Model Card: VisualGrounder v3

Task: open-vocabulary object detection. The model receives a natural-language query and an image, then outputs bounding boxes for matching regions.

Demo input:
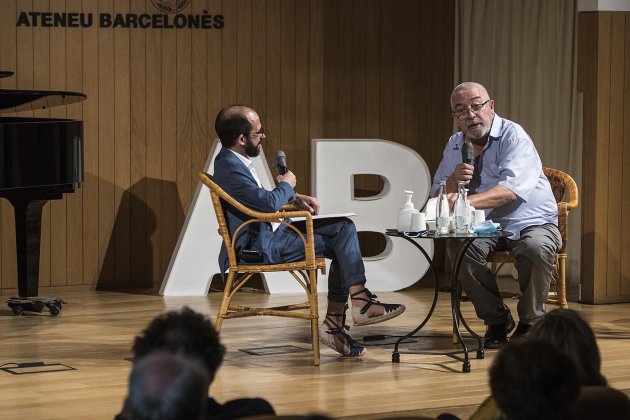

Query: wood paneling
[578,12,630,304]
[0,0,454,293]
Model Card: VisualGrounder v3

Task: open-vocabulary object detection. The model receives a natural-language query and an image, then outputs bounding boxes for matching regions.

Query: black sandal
[350,288,406,326]
[319,306,366,357]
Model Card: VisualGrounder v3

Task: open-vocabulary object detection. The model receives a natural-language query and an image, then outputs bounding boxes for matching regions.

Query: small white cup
[472,209,486,226]
[410,212,426,231]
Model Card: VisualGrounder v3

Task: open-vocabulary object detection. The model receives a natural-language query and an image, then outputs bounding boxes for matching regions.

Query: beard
[244,138,261,157]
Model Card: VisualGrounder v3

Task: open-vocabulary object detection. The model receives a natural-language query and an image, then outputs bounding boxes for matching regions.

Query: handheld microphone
[273,149,288,175]
[461,141,474,165]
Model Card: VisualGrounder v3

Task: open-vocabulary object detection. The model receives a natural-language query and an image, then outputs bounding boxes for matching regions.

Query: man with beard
[431,83,561,349]
[212,105,405,357]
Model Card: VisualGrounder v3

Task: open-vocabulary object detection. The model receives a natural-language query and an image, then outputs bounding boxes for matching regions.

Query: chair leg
[557,255,568,309]
[214,271,236,333]
[308,269,320,366]
[490,261,498,279]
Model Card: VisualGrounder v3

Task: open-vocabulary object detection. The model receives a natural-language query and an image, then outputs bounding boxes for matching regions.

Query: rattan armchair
[488,167,579,309]
[198,172,326,365]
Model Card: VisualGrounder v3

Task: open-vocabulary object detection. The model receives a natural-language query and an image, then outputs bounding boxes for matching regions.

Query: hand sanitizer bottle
[436,181,450,235]
[455,181,470,234]
[397,190,416,232]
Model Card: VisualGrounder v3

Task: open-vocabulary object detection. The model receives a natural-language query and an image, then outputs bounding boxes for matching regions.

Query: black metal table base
[386,230,491,373]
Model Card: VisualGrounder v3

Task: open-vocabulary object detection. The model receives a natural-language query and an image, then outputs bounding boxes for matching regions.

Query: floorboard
[1,281,629,419]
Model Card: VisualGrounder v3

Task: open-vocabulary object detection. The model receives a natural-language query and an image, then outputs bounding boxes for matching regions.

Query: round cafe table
[385,228,503,373]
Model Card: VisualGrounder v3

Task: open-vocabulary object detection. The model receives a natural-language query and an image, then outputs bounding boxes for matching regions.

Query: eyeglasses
[452,100,490,120]
[247,128,265,138]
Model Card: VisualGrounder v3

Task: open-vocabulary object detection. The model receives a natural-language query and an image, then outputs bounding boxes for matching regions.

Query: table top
[385,228,503,239]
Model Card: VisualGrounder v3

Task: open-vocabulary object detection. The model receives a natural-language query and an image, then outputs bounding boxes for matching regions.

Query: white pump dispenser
[397,190,419,232]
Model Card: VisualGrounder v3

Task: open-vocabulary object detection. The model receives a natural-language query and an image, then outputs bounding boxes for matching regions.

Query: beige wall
[0,0,455,294]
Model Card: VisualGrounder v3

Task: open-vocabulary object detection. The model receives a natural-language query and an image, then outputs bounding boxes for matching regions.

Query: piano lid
[1,70,86,112]
[0,89,87,114]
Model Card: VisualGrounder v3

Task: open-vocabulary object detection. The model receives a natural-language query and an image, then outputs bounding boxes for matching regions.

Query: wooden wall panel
[114,1,131,286]
[31,0,52,290]
[0,1,17,290]
[175,18,192,231]
[81,0,99,286]
[129,0,148,287]
[97,0,116,286]
[50,0,68,288]
[0,0,454,294]
[622,13,630,298]
[66,0,84,286]
[578,12,630,303]
[145,23,162,287]
[160,28,177,279]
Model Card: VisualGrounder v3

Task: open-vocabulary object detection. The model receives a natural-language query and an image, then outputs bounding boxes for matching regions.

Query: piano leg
[5,198,64,316]
[13,199,47,297]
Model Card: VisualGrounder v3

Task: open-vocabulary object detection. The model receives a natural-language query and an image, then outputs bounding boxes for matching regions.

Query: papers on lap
[290,212,357,222]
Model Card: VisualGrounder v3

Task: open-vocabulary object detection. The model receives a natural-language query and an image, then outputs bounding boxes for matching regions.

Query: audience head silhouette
[490,339,580,420]
[529,308,607,386]
[123,351,208,420]
[118,308,275,420]
[132,307,226,384]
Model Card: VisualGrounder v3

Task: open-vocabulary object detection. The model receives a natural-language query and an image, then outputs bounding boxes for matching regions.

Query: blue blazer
[212,147,295,273]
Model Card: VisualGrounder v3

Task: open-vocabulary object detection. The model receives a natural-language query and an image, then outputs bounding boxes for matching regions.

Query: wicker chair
[488,167,579,309]
[198,172,326,366]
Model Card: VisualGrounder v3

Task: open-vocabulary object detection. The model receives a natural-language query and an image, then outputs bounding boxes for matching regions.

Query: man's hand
[277,171,296,188]
[447,192,457,211]
[447,163,474,192]
[294,194,320,215]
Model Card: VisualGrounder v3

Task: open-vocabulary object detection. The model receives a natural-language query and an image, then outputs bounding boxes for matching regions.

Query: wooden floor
[1,283,630,420]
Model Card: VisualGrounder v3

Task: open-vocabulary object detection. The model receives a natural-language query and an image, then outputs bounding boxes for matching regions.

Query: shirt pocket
[480,161,501,185]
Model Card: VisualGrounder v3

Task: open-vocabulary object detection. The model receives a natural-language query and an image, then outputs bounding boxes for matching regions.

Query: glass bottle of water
[454,181,470,235]
[435,181,450,235]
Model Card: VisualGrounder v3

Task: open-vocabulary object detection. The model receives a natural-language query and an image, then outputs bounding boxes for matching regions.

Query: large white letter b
[312,139,433,291]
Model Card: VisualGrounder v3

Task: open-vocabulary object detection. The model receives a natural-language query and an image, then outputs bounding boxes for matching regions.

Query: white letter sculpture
[161,139,433,296]
[312,139,432,292]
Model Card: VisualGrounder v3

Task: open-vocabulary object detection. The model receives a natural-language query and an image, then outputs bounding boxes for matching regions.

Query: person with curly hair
[490,339,580,420]
[123,352,208,420]
[116,307,275,420]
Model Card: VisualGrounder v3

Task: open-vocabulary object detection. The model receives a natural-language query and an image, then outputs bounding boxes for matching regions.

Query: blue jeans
[273,217,366,303]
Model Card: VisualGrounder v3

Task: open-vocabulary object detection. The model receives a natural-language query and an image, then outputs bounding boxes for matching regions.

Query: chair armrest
[280,203,300,212]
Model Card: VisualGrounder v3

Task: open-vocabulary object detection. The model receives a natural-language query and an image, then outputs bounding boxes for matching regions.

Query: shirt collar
[228,148,254,168]
[489,114,503,139]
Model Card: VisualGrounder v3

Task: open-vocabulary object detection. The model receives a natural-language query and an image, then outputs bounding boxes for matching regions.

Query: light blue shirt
[431,115,557,239]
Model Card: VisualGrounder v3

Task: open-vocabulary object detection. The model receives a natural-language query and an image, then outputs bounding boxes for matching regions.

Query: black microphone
[273,149,288,175]
[461,141,474,165]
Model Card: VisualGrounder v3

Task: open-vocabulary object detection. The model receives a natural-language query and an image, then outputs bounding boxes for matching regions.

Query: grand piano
[0,70,85,315]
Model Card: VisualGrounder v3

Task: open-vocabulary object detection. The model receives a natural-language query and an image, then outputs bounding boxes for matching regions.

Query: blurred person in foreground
[116,307,275,420]
[122,351,208,420]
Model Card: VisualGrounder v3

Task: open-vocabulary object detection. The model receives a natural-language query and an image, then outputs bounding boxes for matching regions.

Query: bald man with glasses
[431,82,561,349]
